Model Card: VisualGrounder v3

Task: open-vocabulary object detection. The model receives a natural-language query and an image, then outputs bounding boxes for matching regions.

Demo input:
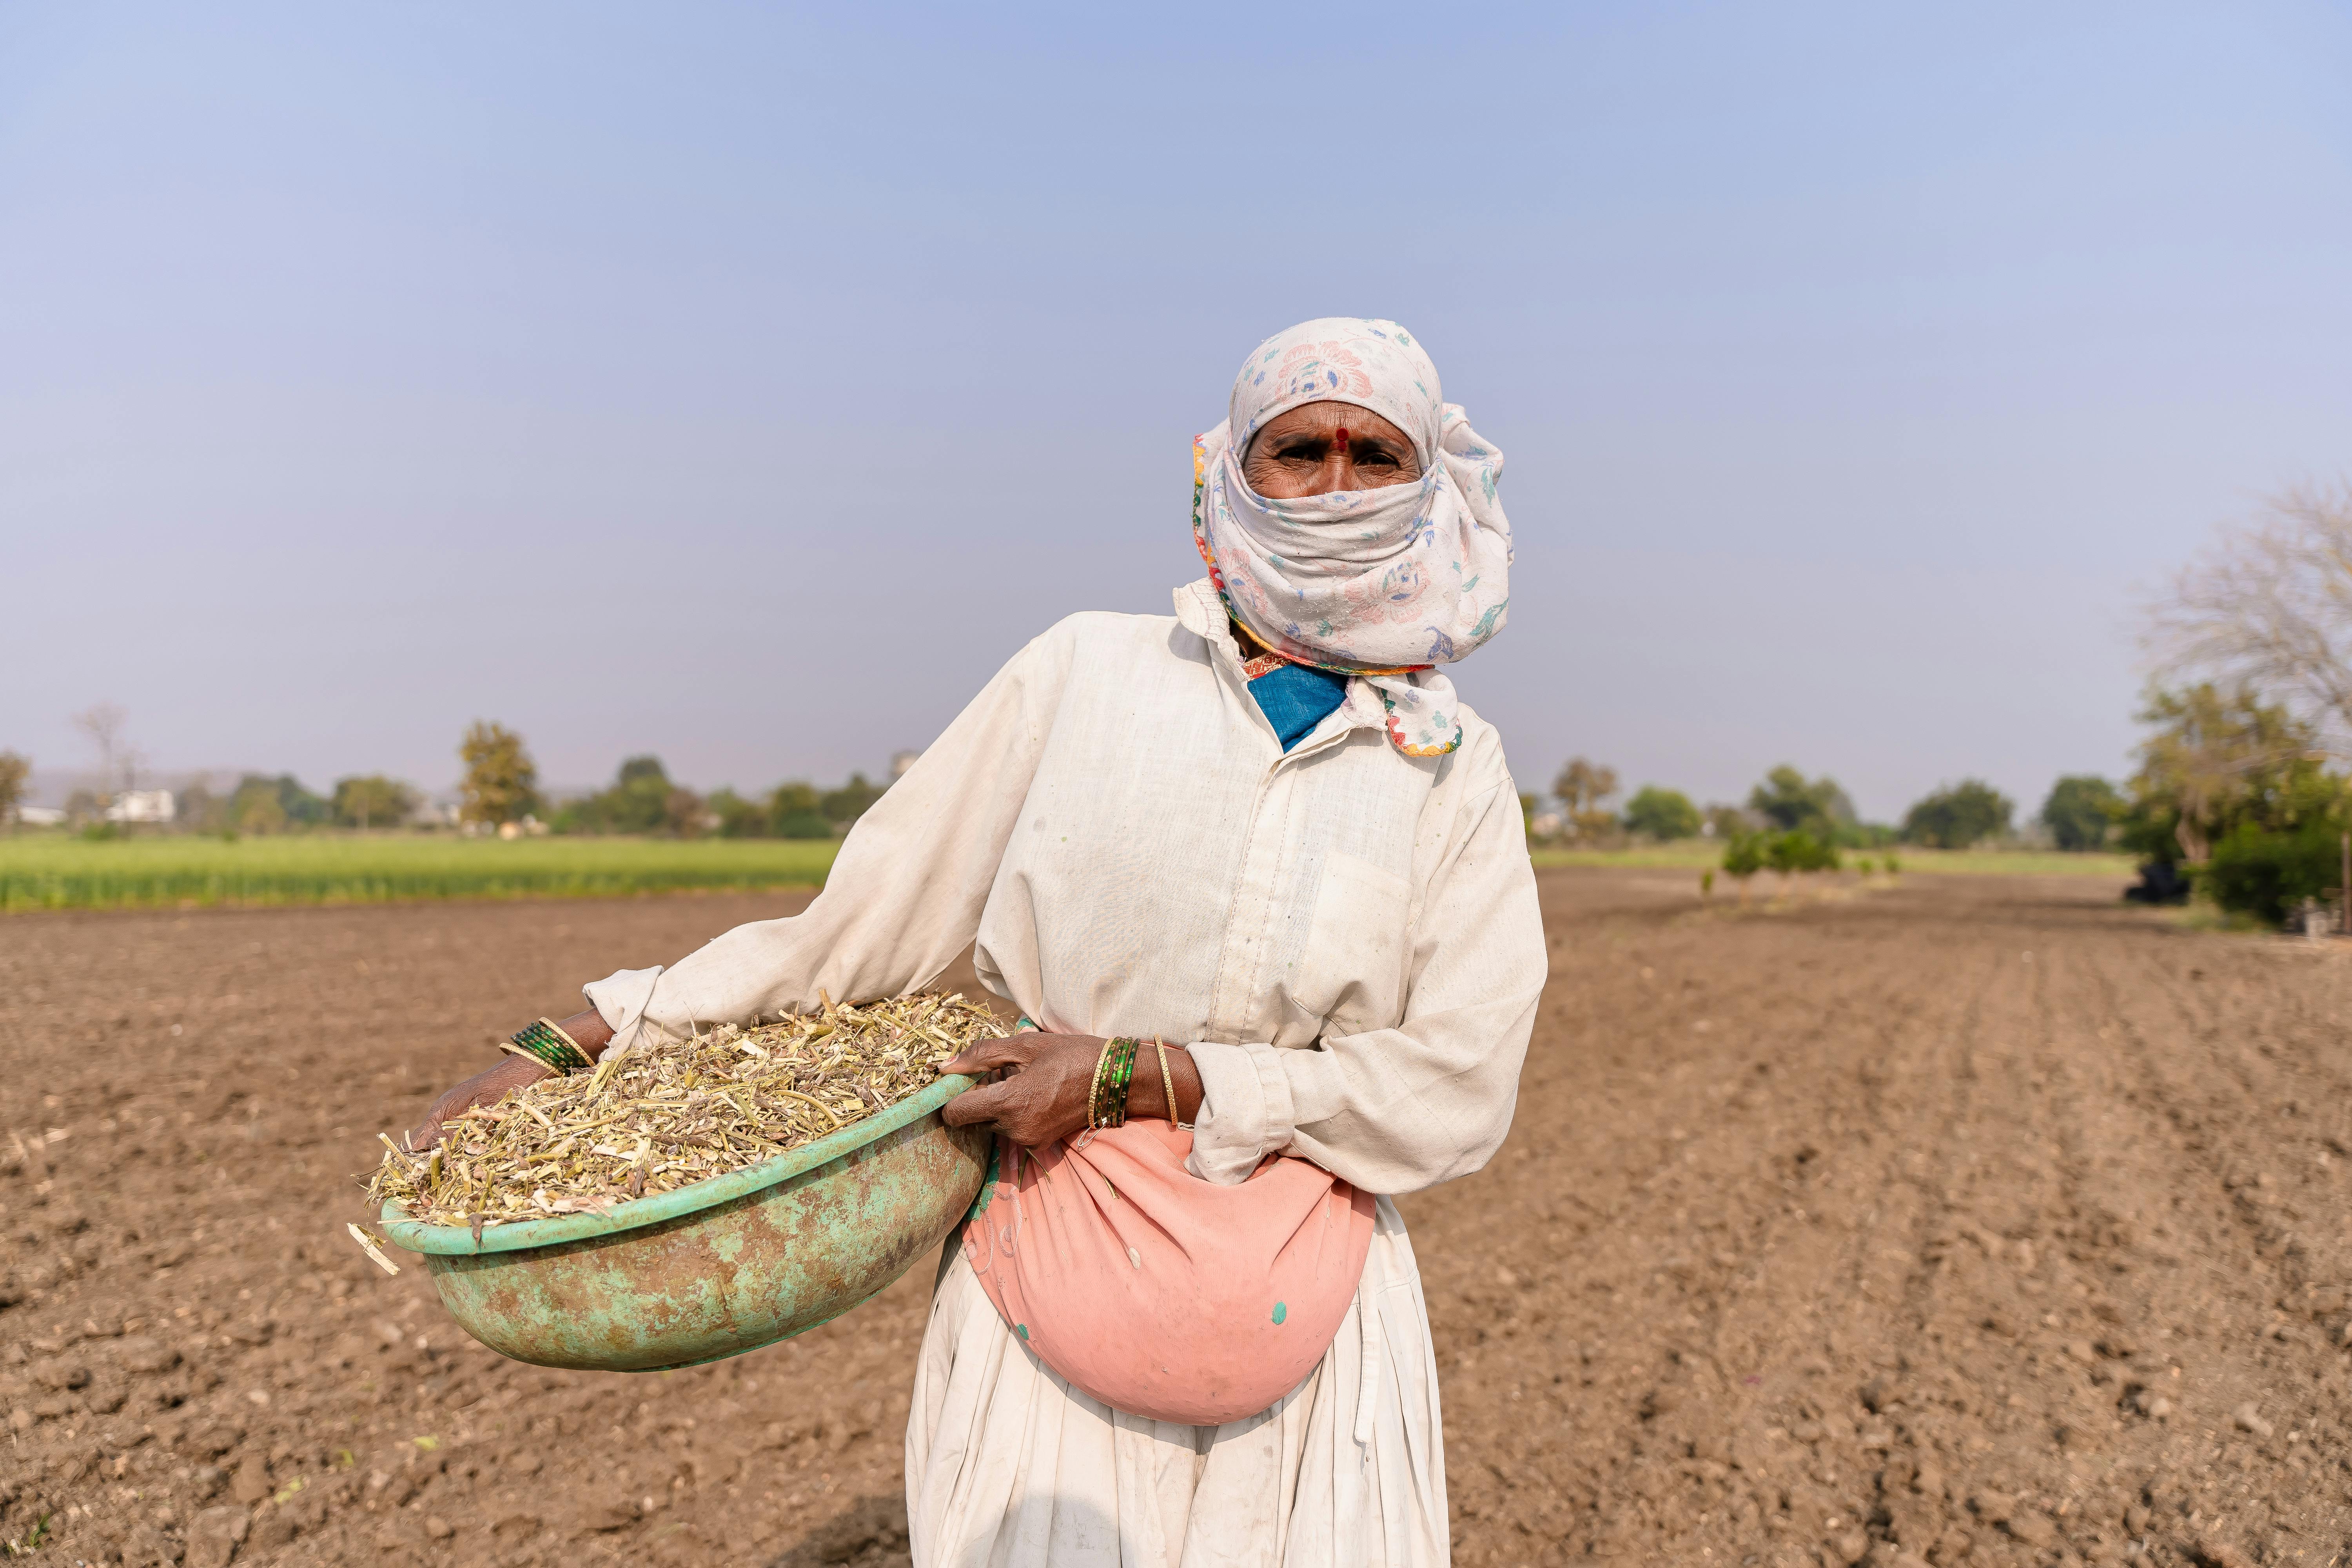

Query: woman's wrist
[501,1008,615,1075]
[1127,1038,1202,1127]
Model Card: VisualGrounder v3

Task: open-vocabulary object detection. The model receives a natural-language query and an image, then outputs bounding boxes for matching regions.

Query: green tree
[1622,785,1701,841]
[708,788,768,838]
[1748,766,1855,840]
[2116,684,2349,925]
[563,756,704,836]
[230,773,328,831]
[1552,757,1621,840]
[459,721,539,826]
[0,751,26,831]
[1902,780,2013,848]
[820,773,887,827]
[235,787,288,835]
[2118,685,2317,866]
[2040,775,2121,851]
[333,775,419,831]
[766,781,830,838]
[1763,829,1837,892]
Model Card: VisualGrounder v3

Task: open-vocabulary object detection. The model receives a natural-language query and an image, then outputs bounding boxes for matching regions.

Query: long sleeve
[584,625,1074,1050]
[1186,776,1546,1196]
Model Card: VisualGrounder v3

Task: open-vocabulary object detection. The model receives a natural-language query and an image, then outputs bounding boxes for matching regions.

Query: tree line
[1530,760,2112,853]
[0,717,895,841]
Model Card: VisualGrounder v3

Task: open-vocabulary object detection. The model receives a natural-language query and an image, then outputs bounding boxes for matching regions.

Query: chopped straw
[366,991,1000,1229]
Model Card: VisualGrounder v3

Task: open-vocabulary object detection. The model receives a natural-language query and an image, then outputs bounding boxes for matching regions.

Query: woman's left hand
[939,1033,1105,1147]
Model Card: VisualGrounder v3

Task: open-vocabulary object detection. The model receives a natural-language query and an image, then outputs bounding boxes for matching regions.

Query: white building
[13,805,65,827]
[103,790,176,824]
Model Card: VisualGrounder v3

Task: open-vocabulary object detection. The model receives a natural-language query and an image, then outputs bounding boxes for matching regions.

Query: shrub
[1721,833,1766,903]
[2203,819,2347,928]
[773,811,834,840]
[1748,766,1856,840]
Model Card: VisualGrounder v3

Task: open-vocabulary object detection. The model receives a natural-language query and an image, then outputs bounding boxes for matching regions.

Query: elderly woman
[416,317,1546,1565]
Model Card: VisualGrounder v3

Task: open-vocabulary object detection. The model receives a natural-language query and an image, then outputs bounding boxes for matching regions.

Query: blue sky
[4,2,2349,818]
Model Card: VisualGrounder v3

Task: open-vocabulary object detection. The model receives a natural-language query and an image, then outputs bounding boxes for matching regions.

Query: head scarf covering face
[1192,317,1511,756]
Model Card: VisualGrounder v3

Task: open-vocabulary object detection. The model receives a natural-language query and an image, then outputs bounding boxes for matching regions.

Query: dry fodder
[365,991,996,1229]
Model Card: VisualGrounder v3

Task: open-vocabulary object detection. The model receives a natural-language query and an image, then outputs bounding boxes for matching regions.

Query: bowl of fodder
[368,992,998,1372]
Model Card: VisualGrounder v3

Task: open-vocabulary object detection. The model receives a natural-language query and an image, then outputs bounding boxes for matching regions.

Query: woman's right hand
[407,1055,548,1151]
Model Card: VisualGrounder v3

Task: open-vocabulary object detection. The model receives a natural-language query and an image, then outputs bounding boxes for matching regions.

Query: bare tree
[1551,757,1621,842]
[0,751,27,831]
[72,702,140,806]
[2147,482,2352,757]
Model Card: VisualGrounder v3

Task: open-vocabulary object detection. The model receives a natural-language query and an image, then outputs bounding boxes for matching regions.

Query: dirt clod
[185,1503,250,1568]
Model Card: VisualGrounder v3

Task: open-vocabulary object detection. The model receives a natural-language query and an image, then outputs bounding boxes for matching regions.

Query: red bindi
[1334,425,1350,452]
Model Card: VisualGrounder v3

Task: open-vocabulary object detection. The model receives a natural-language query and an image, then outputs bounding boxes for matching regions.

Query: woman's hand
[408,1055,548,1151]
[939,1033,1101,1147]
[939,1033,1202,1147]
[407,1008,616,1151]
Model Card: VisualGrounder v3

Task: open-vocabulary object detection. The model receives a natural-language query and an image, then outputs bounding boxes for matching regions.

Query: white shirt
[584,578,1545,1197]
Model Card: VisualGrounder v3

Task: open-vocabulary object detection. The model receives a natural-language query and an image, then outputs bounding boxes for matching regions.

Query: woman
[416,317,1546,1565]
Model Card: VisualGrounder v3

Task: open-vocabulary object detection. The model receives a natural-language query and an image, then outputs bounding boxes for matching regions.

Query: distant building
[104,790,176,824]
[891,750,922,781]
[13,805,65,827]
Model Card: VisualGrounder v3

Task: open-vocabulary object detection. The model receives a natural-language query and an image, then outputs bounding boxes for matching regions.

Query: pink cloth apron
[960,1120,1376,1426]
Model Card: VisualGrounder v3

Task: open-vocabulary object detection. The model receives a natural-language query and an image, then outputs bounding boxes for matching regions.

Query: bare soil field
[4,869,2350,1566]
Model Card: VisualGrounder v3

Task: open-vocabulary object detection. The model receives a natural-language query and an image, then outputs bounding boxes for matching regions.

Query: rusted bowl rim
[379,1073,976,1258]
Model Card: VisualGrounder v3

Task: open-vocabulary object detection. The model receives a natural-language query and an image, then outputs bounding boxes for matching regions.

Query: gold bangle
[540,1017,592,1068]
[1085,1038,1112,1131]
[1155,1036,1193,1131]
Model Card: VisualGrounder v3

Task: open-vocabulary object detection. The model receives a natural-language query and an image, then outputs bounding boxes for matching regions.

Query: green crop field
[0,834,841,913]
[1528,841,2139,878]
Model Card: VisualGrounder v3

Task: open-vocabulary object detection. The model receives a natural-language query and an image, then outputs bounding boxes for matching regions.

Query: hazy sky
[5,2,2349,819]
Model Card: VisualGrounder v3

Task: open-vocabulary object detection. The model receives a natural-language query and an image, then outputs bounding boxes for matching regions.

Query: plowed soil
[4,869,2349,1566]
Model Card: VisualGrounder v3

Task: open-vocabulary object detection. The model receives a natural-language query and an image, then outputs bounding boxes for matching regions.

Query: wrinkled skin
[1241,399,1420,497]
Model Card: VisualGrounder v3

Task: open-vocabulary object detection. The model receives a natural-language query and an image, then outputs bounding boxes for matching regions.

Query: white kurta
[584,579,1547,1564]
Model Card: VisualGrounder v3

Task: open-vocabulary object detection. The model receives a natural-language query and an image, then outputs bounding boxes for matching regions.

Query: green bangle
[507,1017,593,1076]
[1099,1036,1137,1130]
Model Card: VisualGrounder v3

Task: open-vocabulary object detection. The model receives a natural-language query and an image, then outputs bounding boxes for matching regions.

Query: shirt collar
[1173,577,1388,740]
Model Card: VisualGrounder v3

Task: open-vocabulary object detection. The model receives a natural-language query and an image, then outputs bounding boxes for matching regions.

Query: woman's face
[1242,401,1422,499]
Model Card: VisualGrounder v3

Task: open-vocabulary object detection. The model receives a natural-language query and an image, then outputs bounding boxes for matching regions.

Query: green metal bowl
[379,1074,986,1372]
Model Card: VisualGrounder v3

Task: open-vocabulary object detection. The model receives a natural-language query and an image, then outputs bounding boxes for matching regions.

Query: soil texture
[3,870,2349,1565]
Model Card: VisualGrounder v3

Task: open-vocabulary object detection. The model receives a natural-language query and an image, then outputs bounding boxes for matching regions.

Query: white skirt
[904,1196,1450,1568]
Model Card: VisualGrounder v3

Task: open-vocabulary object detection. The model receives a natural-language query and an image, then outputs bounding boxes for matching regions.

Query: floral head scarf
[1192,317,1511,756]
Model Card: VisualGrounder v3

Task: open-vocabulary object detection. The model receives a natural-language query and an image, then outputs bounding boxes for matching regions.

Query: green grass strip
[0,835,841,913]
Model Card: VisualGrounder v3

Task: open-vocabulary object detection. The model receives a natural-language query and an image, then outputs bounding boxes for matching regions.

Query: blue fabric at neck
[1249,662,1350,751]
